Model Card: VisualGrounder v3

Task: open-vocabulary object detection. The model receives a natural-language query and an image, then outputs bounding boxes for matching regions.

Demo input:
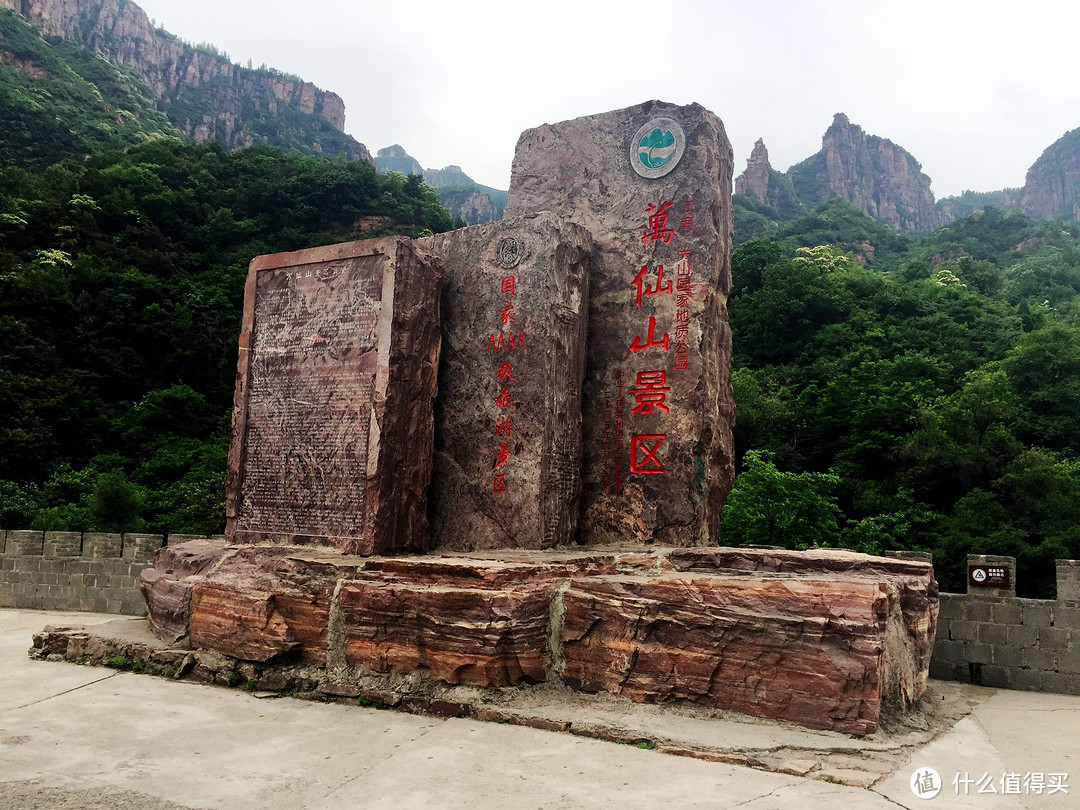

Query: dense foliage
[0,8,369,167]
[0,138,451,535]
[0,9,179,166]
[723,202,1080,596]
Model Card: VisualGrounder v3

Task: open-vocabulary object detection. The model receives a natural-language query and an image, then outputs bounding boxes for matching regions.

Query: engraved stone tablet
[506,100,736,546]
[421,213,591,550]
[225,237,442,555]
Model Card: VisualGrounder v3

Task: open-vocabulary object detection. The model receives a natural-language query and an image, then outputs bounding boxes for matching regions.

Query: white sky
[134,0,1080,199]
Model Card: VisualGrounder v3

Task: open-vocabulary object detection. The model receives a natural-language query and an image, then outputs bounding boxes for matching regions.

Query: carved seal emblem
[630,117,686,179]
[495,236,522,269]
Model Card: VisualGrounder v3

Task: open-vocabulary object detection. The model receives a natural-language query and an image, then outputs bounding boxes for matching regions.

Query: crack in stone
[7,670,118,712]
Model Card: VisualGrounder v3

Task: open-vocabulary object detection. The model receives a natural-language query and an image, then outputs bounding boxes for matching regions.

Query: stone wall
[931,555,1080,695]
[0,529,216,614]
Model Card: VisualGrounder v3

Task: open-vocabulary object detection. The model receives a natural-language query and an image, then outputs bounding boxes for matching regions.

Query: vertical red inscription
[492,273,521,494]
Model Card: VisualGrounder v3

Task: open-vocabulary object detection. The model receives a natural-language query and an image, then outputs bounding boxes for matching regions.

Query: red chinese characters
[642,201,675,245]
[679,199,694,232]
[630,370,670,414]
[622,198,696,479]
[491,274,522,494]
[629,315,670,353]
[673,248,692,371]
[631,264,673,307]
[626,201,677,476]
[630,434,667,474]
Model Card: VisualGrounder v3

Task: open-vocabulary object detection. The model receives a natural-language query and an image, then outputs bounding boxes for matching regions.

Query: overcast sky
[134,0,1080,199]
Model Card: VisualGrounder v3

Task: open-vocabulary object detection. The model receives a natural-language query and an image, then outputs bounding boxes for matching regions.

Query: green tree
[89,470,143,532]
[719,450,842,549]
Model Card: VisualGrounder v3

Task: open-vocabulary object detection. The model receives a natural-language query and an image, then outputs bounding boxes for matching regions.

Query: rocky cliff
[786,113,939,231]
[2,0,371,161]
[375,144,424,176]
[373,145,506,226]
[734,138,805,221]
[1020,128,1080,221]
[735,138,771,201]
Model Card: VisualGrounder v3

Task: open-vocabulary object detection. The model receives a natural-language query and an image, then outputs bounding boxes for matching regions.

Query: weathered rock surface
[458,191,499,225]
[735,138,772,202]
[1021,127,1080,221]
[560,574,889,735]
[225,237,442,555]
[421,214,591,551]
[339,578,553,686]
[139,539,227,643]
[786,113,940,231]
[141,541,935,734]
[506,100,736,547]
[188,548,363,665]
[666,547,939,711]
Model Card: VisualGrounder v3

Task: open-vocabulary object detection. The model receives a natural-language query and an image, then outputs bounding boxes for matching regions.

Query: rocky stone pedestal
[141,542,937,735]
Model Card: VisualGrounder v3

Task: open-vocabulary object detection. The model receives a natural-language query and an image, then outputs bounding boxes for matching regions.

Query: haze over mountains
[4,0,1080,234]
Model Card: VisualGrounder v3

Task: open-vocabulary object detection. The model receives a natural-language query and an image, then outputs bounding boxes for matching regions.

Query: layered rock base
[138,541,937,735]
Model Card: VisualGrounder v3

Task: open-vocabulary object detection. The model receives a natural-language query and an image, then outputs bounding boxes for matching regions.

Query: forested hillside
[0,139,450,536]
[3,93,1080,599]
[724,200,1080,596]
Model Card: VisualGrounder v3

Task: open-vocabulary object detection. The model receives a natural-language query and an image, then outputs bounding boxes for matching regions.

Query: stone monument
[421,213,591,550]
[505,100,736,546]
[224,237,442,555]
[135,102,939,737]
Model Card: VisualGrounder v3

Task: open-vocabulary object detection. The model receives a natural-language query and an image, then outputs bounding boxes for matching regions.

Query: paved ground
[2,609,1078,809]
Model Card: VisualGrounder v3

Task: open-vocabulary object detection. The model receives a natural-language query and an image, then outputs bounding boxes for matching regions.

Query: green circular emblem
[630,117,686,179]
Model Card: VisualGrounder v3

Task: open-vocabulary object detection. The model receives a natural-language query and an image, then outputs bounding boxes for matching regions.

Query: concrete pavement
[2,608,1078,809]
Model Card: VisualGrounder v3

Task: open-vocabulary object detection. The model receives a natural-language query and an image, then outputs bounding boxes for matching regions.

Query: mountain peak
[787,115,938,231]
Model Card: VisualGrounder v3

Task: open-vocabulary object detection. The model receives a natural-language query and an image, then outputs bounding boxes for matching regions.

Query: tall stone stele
[506,100,736,546]
[224,237,442,555]
[421,213,591,551]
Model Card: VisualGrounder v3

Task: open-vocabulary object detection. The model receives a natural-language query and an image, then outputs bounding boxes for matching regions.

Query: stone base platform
[136,542,938,736]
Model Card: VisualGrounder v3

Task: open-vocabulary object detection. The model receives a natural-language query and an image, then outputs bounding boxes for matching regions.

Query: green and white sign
[630,117,686,178]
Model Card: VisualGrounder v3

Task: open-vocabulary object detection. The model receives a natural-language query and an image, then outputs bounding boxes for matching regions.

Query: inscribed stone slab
[506,100,736,546]
[422,213,591,550]
[225,237,442,555]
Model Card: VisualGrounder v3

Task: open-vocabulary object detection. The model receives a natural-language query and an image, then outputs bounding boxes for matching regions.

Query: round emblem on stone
[630,117,686,179]
[495,237,522,269]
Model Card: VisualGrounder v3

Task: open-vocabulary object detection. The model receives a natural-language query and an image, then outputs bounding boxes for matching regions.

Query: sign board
[968,564,1011,588]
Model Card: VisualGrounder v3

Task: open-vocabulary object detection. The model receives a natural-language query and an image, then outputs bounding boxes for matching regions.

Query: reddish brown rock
[225,237,442,555]
[189,581,299,663]
[338,578,552,687]
[139,539,228,642]
[421,214,591,551]
[139,541,936,733]
[667,546,939,709]
[506,100,736,546]
[560,574,888,735]
[186,546,364,666]
[359,553,617,588]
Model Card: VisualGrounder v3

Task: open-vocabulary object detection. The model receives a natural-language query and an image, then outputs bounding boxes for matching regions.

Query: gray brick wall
[932,554,1080,696]
[0,529,208,615]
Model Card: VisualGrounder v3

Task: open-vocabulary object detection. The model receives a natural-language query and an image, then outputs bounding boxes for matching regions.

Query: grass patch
[103,653,131,670]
